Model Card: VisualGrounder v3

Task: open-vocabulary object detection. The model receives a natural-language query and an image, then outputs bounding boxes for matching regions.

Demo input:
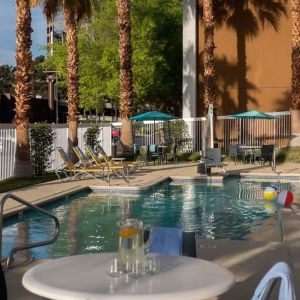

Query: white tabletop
[22,253,235,300]
[238,145,262,149]
[111,157,125,161]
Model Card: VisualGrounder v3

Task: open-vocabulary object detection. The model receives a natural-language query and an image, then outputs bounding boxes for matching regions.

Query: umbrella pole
[154,117,156,144]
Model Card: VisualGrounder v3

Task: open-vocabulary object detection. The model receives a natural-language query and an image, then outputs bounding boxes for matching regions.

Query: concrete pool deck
[3,161,300,299]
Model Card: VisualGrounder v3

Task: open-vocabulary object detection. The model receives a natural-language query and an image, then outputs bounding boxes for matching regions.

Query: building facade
[46,10,65,48]
[183,0,292,118]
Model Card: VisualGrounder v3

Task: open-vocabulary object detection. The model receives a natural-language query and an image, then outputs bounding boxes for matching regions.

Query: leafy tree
[0,65,15,94]
[41,0,182,116]
[132,0,182,115]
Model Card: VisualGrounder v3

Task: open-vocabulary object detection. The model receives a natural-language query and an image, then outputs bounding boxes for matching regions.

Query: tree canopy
[42,0,182,116]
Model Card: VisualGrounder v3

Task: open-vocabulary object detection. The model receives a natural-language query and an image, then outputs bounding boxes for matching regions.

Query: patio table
[238,145,262,164]
[22,253,235,300]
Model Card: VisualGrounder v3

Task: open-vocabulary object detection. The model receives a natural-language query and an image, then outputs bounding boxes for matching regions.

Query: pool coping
[2,186,90,218]
[240,172,300,180]
[89,175,225,194]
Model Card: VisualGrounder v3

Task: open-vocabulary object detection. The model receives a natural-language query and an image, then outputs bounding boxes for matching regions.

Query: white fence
[113,111,291,152]
[0,124,112,181]
[0,111,292,181]
[0,125,16,182]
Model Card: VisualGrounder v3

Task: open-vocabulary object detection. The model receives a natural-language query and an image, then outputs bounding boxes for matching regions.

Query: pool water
[2,179,293,259]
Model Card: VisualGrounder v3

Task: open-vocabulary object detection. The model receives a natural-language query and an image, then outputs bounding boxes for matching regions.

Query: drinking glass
[146,256,160,275]
[106,258,123,277]
[128,259,146,278]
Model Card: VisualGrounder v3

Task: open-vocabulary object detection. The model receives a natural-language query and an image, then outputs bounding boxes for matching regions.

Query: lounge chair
[85,144,142,173]
[85,145,130,184]
[73,146,94,167]
[200,148,226,173]
[55,147,107,183]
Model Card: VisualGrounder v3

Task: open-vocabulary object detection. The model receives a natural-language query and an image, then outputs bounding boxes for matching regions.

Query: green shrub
[30,123,55,176]
[276,147,300,163]
[188,152,201,161]
[83,125,101,151]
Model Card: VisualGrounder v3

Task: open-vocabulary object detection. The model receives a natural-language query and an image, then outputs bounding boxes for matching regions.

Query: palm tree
[13,0,33,177]
[291,0,300,110]
[32,0,92,157]
[203,0,216,112]
[116,0,134,149]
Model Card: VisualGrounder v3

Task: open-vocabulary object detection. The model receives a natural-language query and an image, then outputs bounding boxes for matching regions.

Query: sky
[0,0,46,66]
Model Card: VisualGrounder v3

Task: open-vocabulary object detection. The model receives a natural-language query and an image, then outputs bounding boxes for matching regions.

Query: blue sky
[0,0,46,66]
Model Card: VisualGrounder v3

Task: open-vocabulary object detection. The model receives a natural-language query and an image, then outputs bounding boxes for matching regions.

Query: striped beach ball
[278,190,294,208]
[263,186,278,201]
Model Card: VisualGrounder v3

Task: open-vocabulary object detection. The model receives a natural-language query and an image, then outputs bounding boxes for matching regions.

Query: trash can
[197,163,211,174]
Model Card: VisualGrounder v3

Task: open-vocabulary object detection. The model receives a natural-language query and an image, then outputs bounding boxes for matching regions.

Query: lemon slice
[119,228,139,238]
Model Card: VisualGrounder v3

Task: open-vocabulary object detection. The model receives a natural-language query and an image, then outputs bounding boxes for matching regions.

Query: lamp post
[44,70,58,123]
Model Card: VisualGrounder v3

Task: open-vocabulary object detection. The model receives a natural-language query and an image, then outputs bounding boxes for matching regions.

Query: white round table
[22,253,235,300]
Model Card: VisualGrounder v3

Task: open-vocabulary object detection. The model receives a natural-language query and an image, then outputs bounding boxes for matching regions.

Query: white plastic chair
[251,262,296,300]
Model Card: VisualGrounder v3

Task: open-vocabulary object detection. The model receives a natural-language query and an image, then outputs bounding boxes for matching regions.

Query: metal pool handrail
[0,193,60,269]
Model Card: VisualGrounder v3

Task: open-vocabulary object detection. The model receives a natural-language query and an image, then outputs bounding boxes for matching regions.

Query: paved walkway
[2,161,300,299]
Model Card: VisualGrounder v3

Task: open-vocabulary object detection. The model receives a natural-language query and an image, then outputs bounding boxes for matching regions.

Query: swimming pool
[2,178,294,259]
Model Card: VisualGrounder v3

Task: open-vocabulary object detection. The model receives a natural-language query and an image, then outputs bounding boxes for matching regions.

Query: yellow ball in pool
[263,187,278,201]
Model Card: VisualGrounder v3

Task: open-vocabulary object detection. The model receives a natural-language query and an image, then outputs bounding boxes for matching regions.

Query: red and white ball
[278,190,294,207]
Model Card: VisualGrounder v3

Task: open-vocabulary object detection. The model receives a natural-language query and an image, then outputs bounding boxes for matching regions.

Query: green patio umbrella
[130,111,177,121]
[230,110,278,144]
[230,110,278,119]
[130,111,177,143]
[231,110,278,171]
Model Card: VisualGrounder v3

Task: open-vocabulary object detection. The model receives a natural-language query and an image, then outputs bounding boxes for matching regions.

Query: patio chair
[86,144,142,173]
[148,227,183,256]
[228,144,238,165]
[55,147,107,183]
[147,144,159,165]
[200,148,226,173]
[251,261,295,300]
[259,144,275,166]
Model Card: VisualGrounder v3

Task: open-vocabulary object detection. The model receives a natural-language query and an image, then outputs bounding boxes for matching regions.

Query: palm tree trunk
[13,0,33,178]
[290,0,300,145]
[64,6,79,157]
[203,0,216,111]
[116,0,134,150]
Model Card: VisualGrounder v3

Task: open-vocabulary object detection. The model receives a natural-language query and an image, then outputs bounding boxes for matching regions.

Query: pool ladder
[0,193,60,269]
